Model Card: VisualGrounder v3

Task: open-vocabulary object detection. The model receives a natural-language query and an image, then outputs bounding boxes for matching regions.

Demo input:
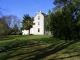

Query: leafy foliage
[50,0,80,40]
[21,14,34,34]
[44,9,51,31]
[0,18,9,37]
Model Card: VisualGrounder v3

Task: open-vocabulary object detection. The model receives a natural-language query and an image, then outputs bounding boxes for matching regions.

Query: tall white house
[22,11,46,35]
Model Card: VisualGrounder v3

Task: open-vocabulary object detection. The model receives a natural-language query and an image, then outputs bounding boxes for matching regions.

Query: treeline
[45,0,80,40]
[0,15,21,38]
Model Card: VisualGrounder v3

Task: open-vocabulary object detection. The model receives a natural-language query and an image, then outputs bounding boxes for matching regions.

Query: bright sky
[0,0,54,20]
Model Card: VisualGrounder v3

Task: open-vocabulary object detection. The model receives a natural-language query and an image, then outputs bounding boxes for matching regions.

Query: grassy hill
[0,35,80,60]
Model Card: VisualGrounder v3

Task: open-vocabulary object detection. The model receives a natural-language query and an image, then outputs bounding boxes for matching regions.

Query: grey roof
[41,13,46,16]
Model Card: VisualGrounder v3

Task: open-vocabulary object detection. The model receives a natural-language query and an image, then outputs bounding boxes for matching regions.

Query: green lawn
[1,35,51,41]
[0,35,80,60]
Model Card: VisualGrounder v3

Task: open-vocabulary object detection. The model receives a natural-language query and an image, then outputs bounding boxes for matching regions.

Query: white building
[22,11,47,35]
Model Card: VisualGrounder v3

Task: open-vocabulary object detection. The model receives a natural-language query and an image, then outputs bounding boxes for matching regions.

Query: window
[38,28,40,32]
[38,16,40,20]
[38,22,40,25]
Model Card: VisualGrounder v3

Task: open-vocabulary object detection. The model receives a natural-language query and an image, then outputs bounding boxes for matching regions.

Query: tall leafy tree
[22,14,33,35]
[50,0,80,40]
[44,9,51,32]
[0,18,9,37]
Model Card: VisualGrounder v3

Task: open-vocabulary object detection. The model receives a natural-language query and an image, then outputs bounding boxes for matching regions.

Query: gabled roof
[34,11,46,18]
[41,13,46,16]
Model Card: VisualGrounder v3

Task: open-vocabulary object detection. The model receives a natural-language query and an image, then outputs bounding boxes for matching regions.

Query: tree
[2,15,12,27]
[11,24,19,35]
[22,14,33,35]
[44,9,52,35]
[2,15,21,28]
[44,10,51,30]
[50,0,80,40]
[0,18,9,37]
[2,15,21,35]
[0,7,3,17]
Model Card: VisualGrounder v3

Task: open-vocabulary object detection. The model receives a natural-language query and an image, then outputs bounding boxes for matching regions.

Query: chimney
[40,11,42,13]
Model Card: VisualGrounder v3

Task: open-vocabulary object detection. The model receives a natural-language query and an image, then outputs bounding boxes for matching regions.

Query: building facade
[22,11,45,35]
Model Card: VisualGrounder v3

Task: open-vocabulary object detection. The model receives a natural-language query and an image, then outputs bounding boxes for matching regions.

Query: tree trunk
[29,29,30,35]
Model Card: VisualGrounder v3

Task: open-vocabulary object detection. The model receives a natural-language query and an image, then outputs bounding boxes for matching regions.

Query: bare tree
[0,6,9,17]
[2,15,12,27]
[2,15,21,29]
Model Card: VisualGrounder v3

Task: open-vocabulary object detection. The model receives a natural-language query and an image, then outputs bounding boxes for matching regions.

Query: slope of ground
[0,35,80,60]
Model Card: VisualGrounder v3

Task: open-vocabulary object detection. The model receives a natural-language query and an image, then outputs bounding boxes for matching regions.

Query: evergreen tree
[21,14,33,35]
[50,0,80,40]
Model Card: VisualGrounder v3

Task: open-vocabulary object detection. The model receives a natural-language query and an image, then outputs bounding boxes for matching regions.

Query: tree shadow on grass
[0,39,79,60]
[25,40,80,60]
[50,54,80,60]
[0,40,47,60]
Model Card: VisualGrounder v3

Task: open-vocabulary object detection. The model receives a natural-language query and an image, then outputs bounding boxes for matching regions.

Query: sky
[0,0,54,20]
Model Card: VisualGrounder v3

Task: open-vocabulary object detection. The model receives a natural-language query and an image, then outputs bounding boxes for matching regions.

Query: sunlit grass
[1,35,51,41]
